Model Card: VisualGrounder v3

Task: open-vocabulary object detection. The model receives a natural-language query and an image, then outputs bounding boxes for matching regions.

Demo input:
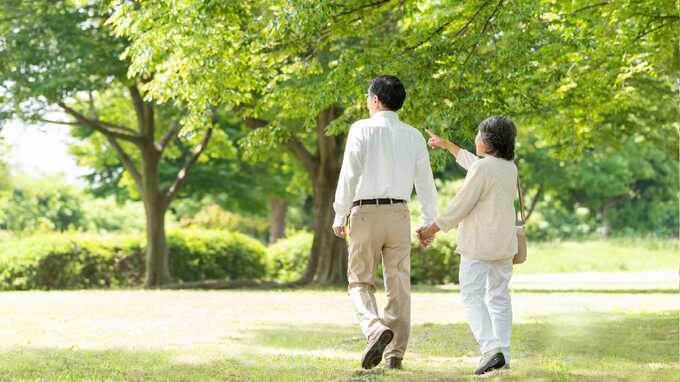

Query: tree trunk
[601,199,615,238]
[141,146,171,287]
[269,196,288,244]
[307,163,348,284]
[298,105,348,285]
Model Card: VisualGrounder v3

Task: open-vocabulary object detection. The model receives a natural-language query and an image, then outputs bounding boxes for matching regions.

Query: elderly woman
[418,116,518,375]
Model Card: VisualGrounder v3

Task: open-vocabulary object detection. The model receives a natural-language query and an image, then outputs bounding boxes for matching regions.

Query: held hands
[416,223,441,248]
[333,226,346,239]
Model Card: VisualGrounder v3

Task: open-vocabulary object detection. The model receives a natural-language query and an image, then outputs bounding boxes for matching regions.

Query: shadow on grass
[1,312,677,381]
[249,312,678,363]
[411,285,678,294]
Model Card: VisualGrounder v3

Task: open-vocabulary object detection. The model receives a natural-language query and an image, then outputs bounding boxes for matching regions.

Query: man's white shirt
[332,110,438,228]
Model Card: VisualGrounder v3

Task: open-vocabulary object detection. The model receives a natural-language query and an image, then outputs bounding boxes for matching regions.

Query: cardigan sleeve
[435,161,486,232]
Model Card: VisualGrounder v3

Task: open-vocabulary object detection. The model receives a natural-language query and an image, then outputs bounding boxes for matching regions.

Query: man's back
[352,111,425,201]
[333,110,437,228]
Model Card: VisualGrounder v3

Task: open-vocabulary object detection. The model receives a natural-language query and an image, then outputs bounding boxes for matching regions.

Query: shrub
[266,231,460,285]
[0,229,268,290]
[167,229,268,282]
[410,233,460,285]
[0,234,144,290]
[266,231,313,282]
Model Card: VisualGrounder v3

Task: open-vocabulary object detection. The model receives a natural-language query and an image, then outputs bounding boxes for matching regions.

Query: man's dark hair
[478,116,516,160]
[368,75,406,111]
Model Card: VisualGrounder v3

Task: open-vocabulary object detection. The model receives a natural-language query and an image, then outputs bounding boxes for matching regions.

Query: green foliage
[266,231,313,282]
[108,0,679,242]
[266,231,459,284]
[0,0,127,118]
[167,229,268,283]
[0,229,268,290]
[0,233,144,290]
[80,197,146,233]
[0,177,148,234]
[0,178,87,232]
[175,203,270,242]
[410,234,460,285]
[521,136,679,240]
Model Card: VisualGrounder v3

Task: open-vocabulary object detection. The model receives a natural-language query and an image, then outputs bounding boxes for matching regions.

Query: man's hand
[416,223,440,248]
[333,225,346,239]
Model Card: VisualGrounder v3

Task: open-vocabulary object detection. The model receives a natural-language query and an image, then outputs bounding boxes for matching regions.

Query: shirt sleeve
[414,134,438,226]
[435,161,486,232]
[332,126,363,227]
[455,148,480,171]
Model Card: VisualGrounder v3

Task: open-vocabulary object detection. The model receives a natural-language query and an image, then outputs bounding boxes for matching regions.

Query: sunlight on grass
[516,239,679,274]
[1,308,677,381]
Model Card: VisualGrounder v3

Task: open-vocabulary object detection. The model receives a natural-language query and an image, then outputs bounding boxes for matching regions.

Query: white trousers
[459,255,513,363]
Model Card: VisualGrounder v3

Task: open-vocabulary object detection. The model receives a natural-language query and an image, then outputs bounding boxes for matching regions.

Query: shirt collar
[372,110,399,121]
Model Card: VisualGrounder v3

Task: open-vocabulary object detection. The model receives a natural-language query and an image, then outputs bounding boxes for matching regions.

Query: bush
[167,229,267,282]
[410,233,460,285]
[266,231,460,285]
[266,231,313,282]
[0,229,268,290]
[0,234,144,290]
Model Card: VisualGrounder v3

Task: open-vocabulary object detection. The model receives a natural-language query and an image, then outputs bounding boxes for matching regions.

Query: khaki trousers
[346,203,411,360]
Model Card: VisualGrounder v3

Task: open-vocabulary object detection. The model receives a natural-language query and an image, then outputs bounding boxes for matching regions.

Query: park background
[0,1,678,381]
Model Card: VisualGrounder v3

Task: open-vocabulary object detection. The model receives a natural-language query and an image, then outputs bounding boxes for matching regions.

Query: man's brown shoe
[361,328,394,369]
[385,358,402,369]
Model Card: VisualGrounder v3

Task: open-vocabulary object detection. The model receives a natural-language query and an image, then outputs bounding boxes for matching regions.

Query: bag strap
[516,160,527,225]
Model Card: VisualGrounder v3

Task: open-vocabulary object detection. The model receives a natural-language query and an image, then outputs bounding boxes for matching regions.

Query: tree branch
[286,136,318,176]
[408,0,492,50]
[462,0,504,66]
[244,117,269,130]
[128,85,146,134]
[164,127,213,205]
[633,18,678,42]
[158,122,181,152]
[336,0,391,17]
[242,116,318,177]
[98,120,140,135]
[37,118,79,126]
[104,135,144,196]
[525,184,544,222]
[570,1,610,16]
[57,102,142,143]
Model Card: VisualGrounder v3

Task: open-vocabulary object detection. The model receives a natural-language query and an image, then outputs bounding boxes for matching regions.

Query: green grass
[0,291,677,381]
[516,239,679,274]
[1,313,677,381]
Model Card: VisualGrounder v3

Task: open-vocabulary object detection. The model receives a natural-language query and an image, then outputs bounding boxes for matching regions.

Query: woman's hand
[426,129,451,150]
[427,129,460,156]
[417,223,441,248]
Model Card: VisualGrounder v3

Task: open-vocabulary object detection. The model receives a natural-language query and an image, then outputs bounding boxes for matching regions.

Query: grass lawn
[515,239,679,274]
[0,290,677,381]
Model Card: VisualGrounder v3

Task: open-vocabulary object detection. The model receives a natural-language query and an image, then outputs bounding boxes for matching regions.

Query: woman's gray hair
[478,116,516,160]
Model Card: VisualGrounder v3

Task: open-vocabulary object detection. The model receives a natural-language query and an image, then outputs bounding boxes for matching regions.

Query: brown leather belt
[352,198,406,207]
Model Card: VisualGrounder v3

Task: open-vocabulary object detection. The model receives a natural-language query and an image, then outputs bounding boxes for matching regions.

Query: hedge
[0,229,268,290]
[266,231,313,282]
[267,231,460,285]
